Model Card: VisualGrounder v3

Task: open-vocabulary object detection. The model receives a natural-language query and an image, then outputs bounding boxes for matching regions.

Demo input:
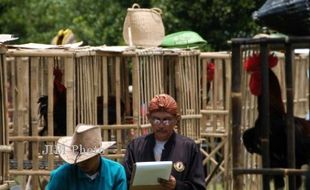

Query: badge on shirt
[173,161,185,172]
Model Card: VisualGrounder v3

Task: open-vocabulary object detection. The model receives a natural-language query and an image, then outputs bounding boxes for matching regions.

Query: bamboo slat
[0,184,8,190]
[0,146,12,153]
[65,56,74,135]
[132,55,140,129]
[9,170,51,176]
[6,49,75,57]
[30,57,40,189]
[47,58,54,171]
[115,57,122,155]
[102,56,109,140]
[0,48,9,189]
[9,136,59,142]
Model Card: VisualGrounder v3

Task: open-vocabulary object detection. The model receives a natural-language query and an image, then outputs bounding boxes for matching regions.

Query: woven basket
[253,0,310,36]
[123,4,165,47]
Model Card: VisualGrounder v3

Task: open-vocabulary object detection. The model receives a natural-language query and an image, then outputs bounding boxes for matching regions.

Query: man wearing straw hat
[46,124,127,190]
[123,94,205,190]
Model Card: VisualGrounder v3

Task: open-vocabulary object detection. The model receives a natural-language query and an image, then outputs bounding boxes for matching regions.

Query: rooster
[38,66,67,136]
[38,67,124,136]
[242,53,310,189]
[207,59,215,103]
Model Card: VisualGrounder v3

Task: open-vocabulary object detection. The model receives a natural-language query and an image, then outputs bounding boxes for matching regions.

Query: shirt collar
[150,131,176,149]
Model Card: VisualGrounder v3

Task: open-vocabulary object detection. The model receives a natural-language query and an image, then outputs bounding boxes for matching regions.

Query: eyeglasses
[150,118,175,126]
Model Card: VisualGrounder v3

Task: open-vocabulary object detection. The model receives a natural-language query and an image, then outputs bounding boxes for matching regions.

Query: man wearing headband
[46,124,127,190]
[123,94,205,190]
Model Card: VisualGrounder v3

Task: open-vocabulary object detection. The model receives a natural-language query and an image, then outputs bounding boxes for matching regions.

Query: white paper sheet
[8,41,83,49]
[0,34,18,43]
[131,161,172,186]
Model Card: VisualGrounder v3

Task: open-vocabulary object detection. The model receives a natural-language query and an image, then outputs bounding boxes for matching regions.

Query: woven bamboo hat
[56,124,115,164]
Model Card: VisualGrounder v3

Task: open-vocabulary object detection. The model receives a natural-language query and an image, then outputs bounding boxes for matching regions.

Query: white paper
[0,34,18,43]
[8,41,83,49]
[9,43,57,49]
[131,161,172,186]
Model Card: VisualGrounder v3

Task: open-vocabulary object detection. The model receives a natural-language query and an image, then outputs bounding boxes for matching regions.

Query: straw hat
[56,124,115,164]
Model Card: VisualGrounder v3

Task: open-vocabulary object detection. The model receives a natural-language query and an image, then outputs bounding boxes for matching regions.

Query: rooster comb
[244,52,278,96]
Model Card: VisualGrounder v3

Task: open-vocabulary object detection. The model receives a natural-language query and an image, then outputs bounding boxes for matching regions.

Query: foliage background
[0,0,265,50]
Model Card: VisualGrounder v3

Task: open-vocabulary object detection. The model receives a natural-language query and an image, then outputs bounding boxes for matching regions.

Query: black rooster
[38,67,67,136]
[242,53,310,189]
[38,66,124,136]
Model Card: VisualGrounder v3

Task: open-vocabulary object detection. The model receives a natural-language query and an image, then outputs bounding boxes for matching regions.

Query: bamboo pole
[200,52,231,59]
[9,136,59,142]
[93,56,99,124]
[259,43,271,190]
[115,56,122,156]
[0,184,9,190]
[224,57,232,190]
[0,53,4,185]
[6,49,74,57]
[65,56,75,135]
[9,170,51,176]
[175,55,182,134]
[0,146,12,153]
[47,58,54,171]
[231,42,243,190]
[132,55,140,133]
[30,57,40,190]
[102,56,109,140]
[285,43,296,189]
[15,57,26,172]
[0,48,9,187]
[76,56,81,124]
[180,114,202,119]
[233,168,307,175]
[196,54,201,141]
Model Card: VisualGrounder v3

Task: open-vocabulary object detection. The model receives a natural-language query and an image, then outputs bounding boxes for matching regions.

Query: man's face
[148,111,177,141]
[77,155,100,175]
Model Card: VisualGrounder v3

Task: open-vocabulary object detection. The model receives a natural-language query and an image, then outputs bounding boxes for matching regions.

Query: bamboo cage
[231,37,310,190]
[199,52,232,190]
[3,46,202,189]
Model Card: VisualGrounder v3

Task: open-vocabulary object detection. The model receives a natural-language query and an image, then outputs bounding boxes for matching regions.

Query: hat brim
[56,137,115,164]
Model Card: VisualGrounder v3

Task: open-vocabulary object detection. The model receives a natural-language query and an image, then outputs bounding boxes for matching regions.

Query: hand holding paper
[131,161,173,186]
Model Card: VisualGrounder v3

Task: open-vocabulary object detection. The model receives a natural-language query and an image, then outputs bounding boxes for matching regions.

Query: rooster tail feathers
[38,96,48,118]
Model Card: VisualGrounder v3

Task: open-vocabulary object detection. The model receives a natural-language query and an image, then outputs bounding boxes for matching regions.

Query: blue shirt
[47,157,127,190]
